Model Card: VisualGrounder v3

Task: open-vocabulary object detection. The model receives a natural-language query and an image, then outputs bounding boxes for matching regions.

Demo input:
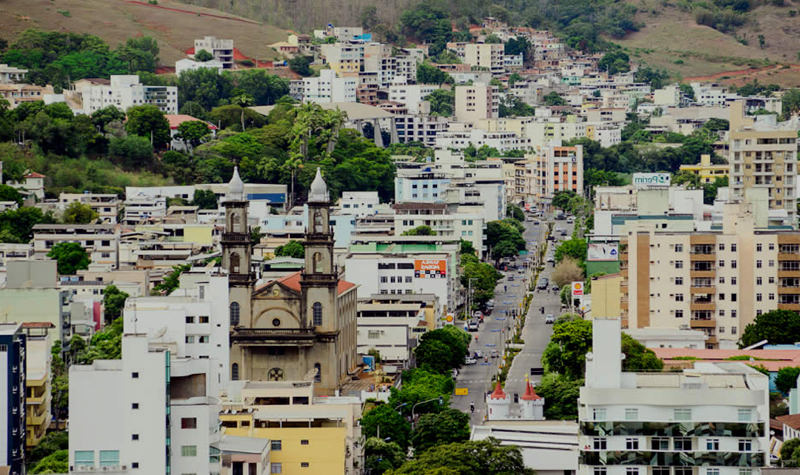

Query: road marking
[484,343,496,347]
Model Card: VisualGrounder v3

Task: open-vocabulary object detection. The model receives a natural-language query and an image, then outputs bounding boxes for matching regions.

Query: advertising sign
[571,281,584,297]
[414,259,447,279]
[455,387,469,396]
[445,314,454,325]
[587,243,619,261]
[632,172,670,189]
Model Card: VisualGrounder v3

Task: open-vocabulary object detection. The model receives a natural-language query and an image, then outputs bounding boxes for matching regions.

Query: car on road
[467,320,479,332]
[560,229,568,236]
[464,357,477,365]
[490,350,499,358]
[537,277,549,290]
[566,217,574,224]
[508,275,515,281]
[546,256,555,265]
[545,313,555,324]
[473,350,483,358]
[551,284,560,292]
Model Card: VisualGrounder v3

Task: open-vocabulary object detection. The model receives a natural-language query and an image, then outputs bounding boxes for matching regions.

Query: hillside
[614,0,800,86]
[0,0,289,65]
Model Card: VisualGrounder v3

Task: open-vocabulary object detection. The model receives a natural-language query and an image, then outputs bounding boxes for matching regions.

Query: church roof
[257,271,356,296]
[226,166,245,201]
[488,381,508,400]
[308,167,329,203]
[521,380,542,401]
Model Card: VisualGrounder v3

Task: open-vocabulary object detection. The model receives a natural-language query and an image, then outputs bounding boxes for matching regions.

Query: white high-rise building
[302,69,357,104]
[578,318,769,475]
[80,75,178,114]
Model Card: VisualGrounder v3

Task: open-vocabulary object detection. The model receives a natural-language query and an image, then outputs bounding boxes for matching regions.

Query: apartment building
[393,114,449,147]
[447,43,505,75]
[378,55,418,87]
[530,144,584,211]
[79,75,178,114]
[394,167,451,203]
[69,334,222,474]
[219,381,363,475]
[455,84,500,123]
[301,69,357,104]
[728,101,799,226]
[619,202,800,349]
[0,84,53,108]
[23,327,52,450]
[679,154,729,185]
[313,25,364,42]
[194,36,234,69]
[175,58,225,75]
[435,129,526,153]
[59,193,120,224]
[338,191,380,217]
[123,193,167,224]
[392,202,485,255]
[0,323,26,474]
[356,299,428,364]
[320,43,364,74]
[0,64,27,83]
[32,223,120,269]
[388,83,439,114]
[579,318,769,475]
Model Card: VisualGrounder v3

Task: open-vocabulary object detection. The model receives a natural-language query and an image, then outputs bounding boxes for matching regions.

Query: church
[221,167,358,395]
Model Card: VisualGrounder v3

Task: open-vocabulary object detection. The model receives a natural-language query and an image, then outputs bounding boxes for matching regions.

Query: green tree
[233,93,255,131]
[461,253,502,306]
[117,36,160,72]
[0,184,23,205]
[91,105,126,133]
[102,285,129,323]
[177,67,234,111]
[775,367,800,395]
[425,89,455,116]
[552,190,577,210]
[364,437,406,474]
[387,369,453,418]
[288,56,313,77]
[536,373,583,419]
[47,242,90,275]
[741,310,800,347]
[505,37,532,61]
[781,89,800,120]
[176,120,211,152]
[506,204,525,222]
[460,239,476,256]
[673,170,702,188]
[108,135,154,169]
[231,69,289,106]
[0,207,54,243]
[555,238,588,265]
[781,438,800,465]
[361,404,412,449]
[152,263,190,295]
[412,408,470,453]
[543,91,567,106]
[499,95,535,117]
[30,449,68,474]
[28,431,68,467]
[402,225,435,236]
[192,189,218,210]
[491,240,519,266]
[125,105,170,148]
[414,339,452,374]
[194,49,214,62]
[390,438,533,474]
[598,50,631,75]
[416,63,451,85]
[275,240,305,259]
[62,201,98,224]
[414,327,470,374]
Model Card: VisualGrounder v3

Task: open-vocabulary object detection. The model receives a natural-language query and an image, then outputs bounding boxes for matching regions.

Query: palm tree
[233,93,255,131]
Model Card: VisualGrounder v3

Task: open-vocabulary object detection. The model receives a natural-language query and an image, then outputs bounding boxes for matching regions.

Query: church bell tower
[221,166,254,326]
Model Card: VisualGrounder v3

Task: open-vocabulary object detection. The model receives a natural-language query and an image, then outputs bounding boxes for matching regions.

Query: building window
[594,469,607,475]
[272,440,282,451]
[738,408,752,421]
[271,463,282,474]
[301,439,309,445]
[732,260,737,269]
[313,302,323,326]
[132,403,139,409]
[626,469,639,475]
[757,244,762,252]
[756,293,762,302]
[707,469,719,475]
[74,450,94,468]
[674,408,691,420]
[676,310,683,318]
[675,277,683,285]
[653,468,670,475]
[232,363,239,381]
[707,439,719,450]
[651,438,669,450]
[675,261,683,269]
[199,316,209,323]
[314,363,321,383]
[181,445,197,457]
[592,408,607,420]
[756,277,762,285]
[301,462,310,468]
[131,372,139,379]
[181,417,197,429]
[739,440,752,451]
[593,438,607,450]
[186,316,195,323]
[99,450,120,468]
[230,302,240,326]
[757,260,762,269]
[625,438,639,450]
[675,244,683,252]
[132,462,139,469]
[625,408,638,420]
[674,437,692,451]
[132,434,139,440]
[675,294,684,302]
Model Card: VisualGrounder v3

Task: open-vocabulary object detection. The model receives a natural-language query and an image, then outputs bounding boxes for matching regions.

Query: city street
[451,216,574,423]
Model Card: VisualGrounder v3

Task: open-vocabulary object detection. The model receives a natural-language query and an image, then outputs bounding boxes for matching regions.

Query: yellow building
[679,154,729,184]
[24,330,52,449]
[220,381,363,475]
[589,273,622,320]
[134,223,213,246]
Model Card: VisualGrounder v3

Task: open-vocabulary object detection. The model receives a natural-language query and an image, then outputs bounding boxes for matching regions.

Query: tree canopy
[62,201,98,224]
[411,408,470,453]
[361,403,413,449]
[414,327,470,374]
[389,438,534,474]
[741,310,800,347]
[275,240,305,259]
[47,242,90,275]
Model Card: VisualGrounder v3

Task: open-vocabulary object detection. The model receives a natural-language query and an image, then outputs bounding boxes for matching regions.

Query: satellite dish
[152,326,168,339]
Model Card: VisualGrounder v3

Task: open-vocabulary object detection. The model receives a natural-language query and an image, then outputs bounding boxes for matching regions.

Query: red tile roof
[21,322,55,328]
[489,381,507,400]
[652,348,800,372]
[521,380,542,401]
[165,114,217,130]
[25,172,46,178]
[261,271,356,295]
[777,414,800,430]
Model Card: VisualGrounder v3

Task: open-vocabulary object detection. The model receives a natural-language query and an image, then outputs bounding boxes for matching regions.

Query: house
[165,114,218,152]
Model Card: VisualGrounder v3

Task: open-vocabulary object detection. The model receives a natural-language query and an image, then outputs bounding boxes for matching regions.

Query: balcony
[690,285,715,294]
[778,303,800,311]
[690,318,717,328]
[778,286,800,294]
[778,253,800,261]
[690,269,715,278]
[221,232,250,243]
[778,268,800,278]
[231,328,317,347]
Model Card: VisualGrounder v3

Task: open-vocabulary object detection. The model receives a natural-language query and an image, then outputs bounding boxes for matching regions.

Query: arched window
[314,362,322,383]
[229,302,240,326]
[312,302,322,326]
[313,252,322,273]
[231,363,239,381]
[230,253,240,274]
[229,212,238,232]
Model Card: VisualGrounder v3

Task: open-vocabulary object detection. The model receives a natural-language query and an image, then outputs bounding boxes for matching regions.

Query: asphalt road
[451,216,575,423]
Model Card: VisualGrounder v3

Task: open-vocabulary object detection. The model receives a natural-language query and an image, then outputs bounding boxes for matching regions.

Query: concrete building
[219,380,363,474]
[0,84,53,108]
[448,43,505,75]
[435,129,526,153]
[301,69,357,104]
[33,223,120,269]
[679,154,729,185]
[123,193,167,224]
[194,36,234,69]
[79,75,178,114]
[455,84,500,123]
[619,202,800,348]
[356,299,428,364]
[0,323,26,474]
[530,144,583,211]
[579,318,769,475]
[388,84,439,115]
[0,64,27,84]
[69,334,222,474]
[58,193,120,224]
[320,43,363,75]
[23,328,52,450]
[338,191,379,217]
[729,101,799,226]
[392,202,485,257]
[175,58,225,75]
[393,114,449,147]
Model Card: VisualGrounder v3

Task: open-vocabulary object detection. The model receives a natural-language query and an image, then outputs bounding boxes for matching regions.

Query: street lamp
[411,397,444,428]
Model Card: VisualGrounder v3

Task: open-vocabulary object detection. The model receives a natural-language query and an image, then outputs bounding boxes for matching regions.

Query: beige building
[455,84,499,124]
[32,223,120,269]
[620,203,800,349]
[529,144,584,211]
[729,101,799,226]
[447,43,505,75]
[224,168,358,396]
[58,193,120,224]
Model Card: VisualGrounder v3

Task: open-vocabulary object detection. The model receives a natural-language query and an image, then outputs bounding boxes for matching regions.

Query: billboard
[571,281,584,297]
[414,259,447,279]
[588,243,619,261]
[632,172,670,189]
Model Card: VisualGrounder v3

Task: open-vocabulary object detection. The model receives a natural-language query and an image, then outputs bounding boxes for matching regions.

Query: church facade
[222,167,358,395]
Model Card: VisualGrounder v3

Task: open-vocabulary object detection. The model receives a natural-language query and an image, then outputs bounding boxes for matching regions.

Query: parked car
[490,350,499,358]
[474,350,483,359]
[467,320,479,332]
[464,357,477,365]
[566,217,574,224]
[560,229,568,236]
[545,314,555,324]
[537,278,549,290]
[508,275,515,281]
[551,284,560,292]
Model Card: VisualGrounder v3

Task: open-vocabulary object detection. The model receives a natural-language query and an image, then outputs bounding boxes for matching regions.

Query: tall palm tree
[233,93,255,131]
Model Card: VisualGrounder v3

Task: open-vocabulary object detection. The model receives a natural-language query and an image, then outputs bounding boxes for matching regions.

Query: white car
[545,314,555,324]
[464,357,478,365]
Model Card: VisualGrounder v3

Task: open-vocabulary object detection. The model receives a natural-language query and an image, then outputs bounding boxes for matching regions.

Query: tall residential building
[530,144,584,211]
[579,318,769,475]
[729,101,799,226]
[455,84,500,124]
[32,223,120,269]
[619,203,800,349]
[0,323,26,474]
[319,43,364,74]
[194,36,234,69]
[69,334,222,474]
[447,43,505,75]
[79,75,178,114]
[301,69,357,104]
[224,168,358,395]
[24,327,52,450]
